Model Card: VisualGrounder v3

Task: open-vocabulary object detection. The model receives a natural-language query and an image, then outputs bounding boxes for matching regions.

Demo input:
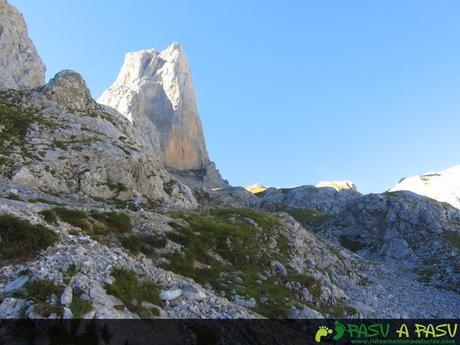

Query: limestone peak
[98,43,210,171]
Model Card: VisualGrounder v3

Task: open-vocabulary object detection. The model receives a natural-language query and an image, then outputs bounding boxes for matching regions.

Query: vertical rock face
[390,164,460,209]
[0,0,45,89]
[98,43,210,171]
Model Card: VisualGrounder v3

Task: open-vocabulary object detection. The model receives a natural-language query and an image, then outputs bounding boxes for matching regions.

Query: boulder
[60,285,73,307]
[160,289,182,301]
[181,284,206,301]
[271,260,288,277]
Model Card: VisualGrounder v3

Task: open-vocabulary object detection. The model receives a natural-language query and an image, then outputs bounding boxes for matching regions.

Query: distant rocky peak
[390,164,460,209]
[98,43,210,171]
[315,180,358,192]
[0,0,46,89]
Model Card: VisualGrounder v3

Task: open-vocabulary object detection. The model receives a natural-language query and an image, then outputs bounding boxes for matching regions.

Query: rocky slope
[0,74,196,209]
[390,164,460,210]
[0,0,458,322]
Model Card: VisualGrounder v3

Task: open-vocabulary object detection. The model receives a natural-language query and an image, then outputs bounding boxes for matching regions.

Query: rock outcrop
[390,164,460,209]
[245,183,269,194]
[0,0,45,90]
[42,70,93,111]
[98,44,208,171]
[315,180,358,192]
[318,191,460,292]
[1,71,197,209]
[257,185,361,214]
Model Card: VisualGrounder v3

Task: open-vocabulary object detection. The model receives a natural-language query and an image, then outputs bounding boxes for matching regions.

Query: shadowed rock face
[98,44,209,171]
[0,0,45,89]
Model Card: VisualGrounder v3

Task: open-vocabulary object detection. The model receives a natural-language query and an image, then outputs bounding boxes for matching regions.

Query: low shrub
[0,215,58,264]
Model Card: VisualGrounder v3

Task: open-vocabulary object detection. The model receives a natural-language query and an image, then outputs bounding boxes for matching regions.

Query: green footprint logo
[315,326,333,343]
[333,321,346,341]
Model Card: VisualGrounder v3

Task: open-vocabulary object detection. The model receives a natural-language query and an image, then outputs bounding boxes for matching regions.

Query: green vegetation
[70,288,93,318]
[339,236,366,252]
[118,234,142,254]
[13,279,63,303]
[164,179,177,195]
[11,277,66,317]
[34,303,64,317]
[29,198,62,205]
[357,277,374,286]
[54,140,68,151]
[105,268,161,318]
[40,207,132,239]
[6,193,21,201]
[0,91,55,162]
[47,208,89,230]
[161,208,355,318]
[63,263,79,284]
[287,272,322,298]
[286,208,332,228]
[0,215,58,264]
[119,233,167,255]
[164,208,305,317]
[0,91,35,153]
[106,179,128,193]
[90,211,131,233]
[444,231,460,252]
[40,209,58,224]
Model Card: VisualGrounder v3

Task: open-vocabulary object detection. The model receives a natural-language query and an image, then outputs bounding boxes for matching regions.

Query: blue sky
[12,0,460,193]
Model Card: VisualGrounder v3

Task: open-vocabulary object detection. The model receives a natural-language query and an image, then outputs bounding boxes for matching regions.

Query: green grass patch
[63,263,79,285]
[52,208,90,230]
[286,208,332,228]
[90,211,131,233]
[105,268,161,318]
[40,209,58,224]
[164,208,355,318]
[106,180,128,193]
[164,179,177,195]
[30,198,62,205]
[119,233,167,256]
[13,279,63,303]
[34,303,63,317]
[287,272,322,299]
[70,288,93,318]
[444,231,460,252]
[0,215,58,264]
[164,208,309,318]
[119,234,142,254]
[41,208,131,239]
[0,91,35,151]
[6,193,21,201]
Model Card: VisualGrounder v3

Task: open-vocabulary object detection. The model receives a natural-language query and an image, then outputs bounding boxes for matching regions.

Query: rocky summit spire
[0,0,46,89]
[98,43,209,171]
